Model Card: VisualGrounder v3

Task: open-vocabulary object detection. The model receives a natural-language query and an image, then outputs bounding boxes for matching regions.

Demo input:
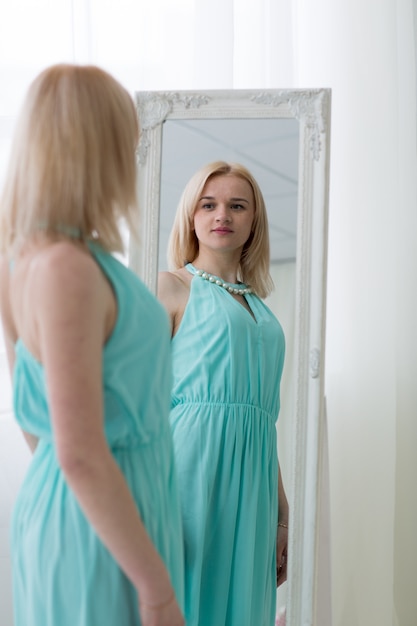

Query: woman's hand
[276,523,288,587]
[276,463,289,586]
[139,592,185,626]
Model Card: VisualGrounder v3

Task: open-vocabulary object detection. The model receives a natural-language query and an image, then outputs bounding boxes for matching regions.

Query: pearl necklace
[195,268,253,295]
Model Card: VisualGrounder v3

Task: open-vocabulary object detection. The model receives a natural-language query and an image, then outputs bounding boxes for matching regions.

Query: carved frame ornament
[136,89,328,165]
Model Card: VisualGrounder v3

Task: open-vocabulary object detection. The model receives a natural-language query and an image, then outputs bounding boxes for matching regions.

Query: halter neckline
[35,221,82,239]
[186,263,253,295]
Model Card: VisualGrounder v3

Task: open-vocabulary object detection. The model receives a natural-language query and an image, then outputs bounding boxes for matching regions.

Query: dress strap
[185,263,253,295]
[185,263,197,275]
[35,220,82,239]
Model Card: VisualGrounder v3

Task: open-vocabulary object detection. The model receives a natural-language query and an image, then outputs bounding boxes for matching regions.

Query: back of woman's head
[0,63,139,254]
[168,160,273,297]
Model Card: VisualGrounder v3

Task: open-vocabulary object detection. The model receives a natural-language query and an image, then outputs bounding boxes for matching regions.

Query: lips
[212,228,233,233]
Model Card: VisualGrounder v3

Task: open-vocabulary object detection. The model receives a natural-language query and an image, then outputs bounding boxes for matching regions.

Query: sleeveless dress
[170,263,286,626]
[11,243,184,626]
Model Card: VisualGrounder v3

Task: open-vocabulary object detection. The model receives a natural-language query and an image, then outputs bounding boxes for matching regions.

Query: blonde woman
[0,64,184,626]
[158,161,289,626]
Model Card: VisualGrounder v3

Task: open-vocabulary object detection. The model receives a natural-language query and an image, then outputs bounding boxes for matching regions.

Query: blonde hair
[168,161,273,298]
[0,63,139,254]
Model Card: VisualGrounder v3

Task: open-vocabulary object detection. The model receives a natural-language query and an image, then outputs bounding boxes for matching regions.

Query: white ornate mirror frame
[131,89,331,626]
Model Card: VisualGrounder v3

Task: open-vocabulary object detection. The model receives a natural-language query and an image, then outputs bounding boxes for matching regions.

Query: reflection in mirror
[158,118,299,271]
[158,117,299,614]
[133,89,331,626]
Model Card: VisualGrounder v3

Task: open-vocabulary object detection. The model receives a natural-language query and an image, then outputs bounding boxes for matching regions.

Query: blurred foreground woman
[158,161,289,626]
[0,64,184,626]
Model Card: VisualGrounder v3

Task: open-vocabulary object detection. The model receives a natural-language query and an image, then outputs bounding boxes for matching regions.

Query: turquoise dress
[170,264,286,626]
[11,243,184,626]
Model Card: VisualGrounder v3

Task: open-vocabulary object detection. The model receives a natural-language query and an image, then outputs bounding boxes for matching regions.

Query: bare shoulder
[4,242,114,362]
[158,268,191,296]
[26,241,109,334]
[157,268,191,336]
[32,241,100,292]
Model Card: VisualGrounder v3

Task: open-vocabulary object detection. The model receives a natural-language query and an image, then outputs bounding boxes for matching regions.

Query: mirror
[131,89,331,626]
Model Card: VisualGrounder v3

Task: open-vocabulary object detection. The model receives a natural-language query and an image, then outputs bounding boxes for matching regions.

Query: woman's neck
[191,252,241,284]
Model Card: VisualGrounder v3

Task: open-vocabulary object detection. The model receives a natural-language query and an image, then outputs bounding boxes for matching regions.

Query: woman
[0,64,184,626]
[158,161,289,626]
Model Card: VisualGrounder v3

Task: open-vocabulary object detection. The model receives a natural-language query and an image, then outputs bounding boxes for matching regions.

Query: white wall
[293,0,417,623]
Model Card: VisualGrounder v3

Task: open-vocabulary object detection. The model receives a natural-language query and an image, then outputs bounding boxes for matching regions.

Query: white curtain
[1,1,417,625]
[0,0,293,182]
[290,1,417,625]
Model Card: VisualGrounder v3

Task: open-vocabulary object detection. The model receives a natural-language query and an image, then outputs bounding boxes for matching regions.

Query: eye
[201,202,215,210]
[230,203,245,210]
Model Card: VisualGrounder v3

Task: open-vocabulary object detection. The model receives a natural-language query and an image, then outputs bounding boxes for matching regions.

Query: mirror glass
[158,117,299,271]
[132,89,331,626]
[158,119,299,612]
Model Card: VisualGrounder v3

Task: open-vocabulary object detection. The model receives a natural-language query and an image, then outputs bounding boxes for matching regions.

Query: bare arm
[157,270,190,337]
[278,463,289,525]
[276,462,289,587]
[33,245,183,624]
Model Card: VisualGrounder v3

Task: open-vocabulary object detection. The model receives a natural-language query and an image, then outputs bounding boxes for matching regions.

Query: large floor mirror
[131,89,331,626]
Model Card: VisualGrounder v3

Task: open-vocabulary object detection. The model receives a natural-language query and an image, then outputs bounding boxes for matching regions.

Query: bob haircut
[168,161,274,298]
[0,63,139,255]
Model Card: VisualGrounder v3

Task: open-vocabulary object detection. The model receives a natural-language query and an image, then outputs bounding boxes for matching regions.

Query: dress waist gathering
[171,399,276,422]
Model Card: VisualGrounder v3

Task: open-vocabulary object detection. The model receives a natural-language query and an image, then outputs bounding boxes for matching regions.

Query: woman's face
[193,174,255,254]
